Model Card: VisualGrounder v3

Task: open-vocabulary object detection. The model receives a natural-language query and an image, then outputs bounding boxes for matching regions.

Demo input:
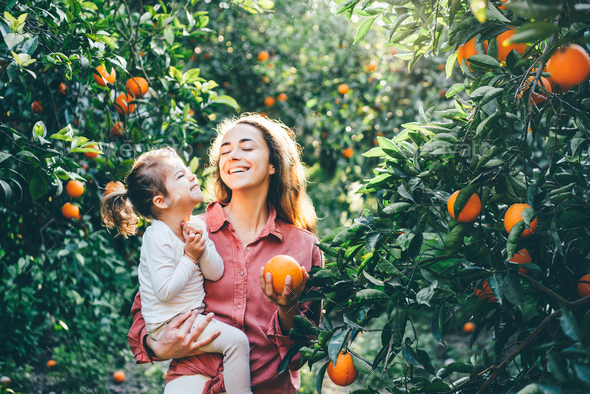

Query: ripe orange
[447,190,481,223]
[262,76,270,83]
[93,65,116,86]
[438,64,445,71]
[498,0,507,9]
[496,29,526,62]
[335,99,341,104]
[338,83,349,95]
[519,76,552,105]
[84,145,99,159]
[31,101,43,114]
[62,203,80,219]
[277,93,288,102]
[264,96,275,107]
[457,37,487,70]
[327,351,359,386]
[259,112,267,118]
[113,371,125,383]
[366,63,377,72]
[125,77,149,98]
[115,94,136,115]
[475,279,498,303]
[263,255,304,294]
[47,359,56,368]
[258,50,270,61]
[342,148,353,159]
[578,274,590,298]
[203,53,211,60]
[66,180,85,198]
[504,203,537,238]
[509,248,532,274]
[112,121,124,136]
[105,181,125,195]
[547,44,590,88]
[463,322,475,333]
[58,82,66,95]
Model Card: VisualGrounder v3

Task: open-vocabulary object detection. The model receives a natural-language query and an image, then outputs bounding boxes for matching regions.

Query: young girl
[100,147,251,394]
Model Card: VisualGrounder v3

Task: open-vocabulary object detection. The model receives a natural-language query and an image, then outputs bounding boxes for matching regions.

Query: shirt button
[240,271,244,276]
[237,304,242,309]
[246,247,251,251]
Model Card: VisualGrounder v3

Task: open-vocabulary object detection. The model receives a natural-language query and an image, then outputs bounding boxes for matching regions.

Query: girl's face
[161,158,203,209]
[218,124,275,193]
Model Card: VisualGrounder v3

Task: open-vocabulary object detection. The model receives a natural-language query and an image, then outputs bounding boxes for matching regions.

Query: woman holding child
[101,114,322,393]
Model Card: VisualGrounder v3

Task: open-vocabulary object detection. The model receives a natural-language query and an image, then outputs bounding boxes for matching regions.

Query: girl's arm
[144,230,199,302]
[197,229,224,281]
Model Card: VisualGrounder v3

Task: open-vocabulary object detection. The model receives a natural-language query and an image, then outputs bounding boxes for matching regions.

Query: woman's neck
[223,190,270,247]
[158,209,193,241]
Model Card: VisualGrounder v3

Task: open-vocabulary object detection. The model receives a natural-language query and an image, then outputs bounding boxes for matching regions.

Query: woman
[127,114,323,393]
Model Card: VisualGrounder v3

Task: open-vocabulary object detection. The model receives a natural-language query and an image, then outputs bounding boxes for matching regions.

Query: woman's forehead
[222,123,264,143]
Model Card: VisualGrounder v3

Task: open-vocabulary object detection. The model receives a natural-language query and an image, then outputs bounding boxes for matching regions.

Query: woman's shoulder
[276,220,319,244]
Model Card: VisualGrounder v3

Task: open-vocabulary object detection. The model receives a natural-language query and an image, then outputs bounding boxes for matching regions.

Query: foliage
[285,0,590,393]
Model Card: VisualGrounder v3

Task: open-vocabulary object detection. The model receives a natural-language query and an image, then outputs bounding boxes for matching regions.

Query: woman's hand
[146,310,220,360]
[258,266,309,308]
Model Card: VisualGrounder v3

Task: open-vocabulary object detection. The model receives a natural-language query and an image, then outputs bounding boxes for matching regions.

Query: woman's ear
[153,194,169,210]
[269,164,276,175]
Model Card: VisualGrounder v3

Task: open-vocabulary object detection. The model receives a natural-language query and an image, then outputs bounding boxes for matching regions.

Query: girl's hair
[207,113,318,234]
[100,147,179,238]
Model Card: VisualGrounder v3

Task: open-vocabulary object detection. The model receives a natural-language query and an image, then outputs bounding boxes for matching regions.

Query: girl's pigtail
[100,188,139,238]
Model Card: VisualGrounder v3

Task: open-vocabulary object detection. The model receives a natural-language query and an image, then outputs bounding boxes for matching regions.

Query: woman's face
[218,124,275,193]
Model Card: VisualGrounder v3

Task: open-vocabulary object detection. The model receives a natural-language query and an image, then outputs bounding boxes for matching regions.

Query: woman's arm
[128,291,221,361]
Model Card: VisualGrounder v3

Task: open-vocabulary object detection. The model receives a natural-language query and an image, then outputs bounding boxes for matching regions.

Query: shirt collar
[206,201,283,242]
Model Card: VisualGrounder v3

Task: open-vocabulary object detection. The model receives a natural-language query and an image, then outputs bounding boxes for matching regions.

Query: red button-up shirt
[128,202,323,393]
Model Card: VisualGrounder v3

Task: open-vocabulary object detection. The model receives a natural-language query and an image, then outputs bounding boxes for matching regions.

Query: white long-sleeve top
[138,216,224,324]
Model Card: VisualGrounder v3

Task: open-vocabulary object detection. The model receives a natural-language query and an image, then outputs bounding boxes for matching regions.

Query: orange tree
[0,0,274,391]
[283,0,590,392]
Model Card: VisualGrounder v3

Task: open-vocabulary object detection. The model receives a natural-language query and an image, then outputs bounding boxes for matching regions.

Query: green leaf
[444,223,467,256]
[163,27,174,45]
[29,170,47,201]
[381,202,411,217]
[416,280,438,307]
[277,342,306,374]
[353,17,376,44]
[506,220,525,258]
[509,23,560,44]
[315,362,329,394]
[336,0,360,15]
[328,330,348,365]
[446,361,473,373]
[561,309,580,342]
[355,289,388,301]
[212,95,238,109]
[184,68,201,84]
[293,315,319,336]
[502,273,523,305]
[452,185,479,221]
[0,179,13,204]
[402,343,423,368]
[430,312,444,344]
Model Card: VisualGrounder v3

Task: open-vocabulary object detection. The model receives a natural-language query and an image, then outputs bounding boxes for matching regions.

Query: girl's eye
[220,151,230,156]
[243,148,253,151]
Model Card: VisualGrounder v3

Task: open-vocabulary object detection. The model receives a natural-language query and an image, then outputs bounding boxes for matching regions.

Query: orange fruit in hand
[264,96,275,107]
[62,203,80,219]
[263,255,304,294]
[504,203,537,238]
[115,94,136,115]
[277,93,288,102]
[327,351,359,386]
[447,190,481,223]
[66,180,85,198]
[47,359,56,368]
[105,181,125,195]
[113,371,125,383]
[519,76,552,105]
[258,50,270,61]
[463,322,475,333]
[578,274,590,298]
[125,77,149,98]
[93,65,116,87]
[31,101,43,114]
[338,83,349,95]
[476,279,498,303]
[84,145,99,159]
[342,148,353,159]
[496,29,526,62]
[547,44,590,88]
[509,248,532,274]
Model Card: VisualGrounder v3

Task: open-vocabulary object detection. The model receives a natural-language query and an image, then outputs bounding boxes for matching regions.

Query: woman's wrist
[145,335,161,359]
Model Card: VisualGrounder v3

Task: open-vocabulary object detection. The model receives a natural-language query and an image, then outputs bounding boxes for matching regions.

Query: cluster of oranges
[263,93,287,107]
[61,180,85,220]
[446,190,590,301]
[93,65,150,119]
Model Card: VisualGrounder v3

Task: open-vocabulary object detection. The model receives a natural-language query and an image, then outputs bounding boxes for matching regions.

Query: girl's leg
[191,315,252,394]
[163,374,216,394]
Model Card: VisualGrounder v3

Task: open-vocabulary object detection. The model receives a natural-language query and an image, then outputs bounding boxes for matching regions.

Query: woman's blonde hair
[207,113,317,233]
[100,147,179,237]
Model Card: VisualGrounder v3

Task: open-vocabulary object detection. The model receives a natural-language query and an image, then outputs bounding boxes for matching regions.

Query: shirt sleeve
[265,242,324,371]
[128,291,165,364]
[195,219,224,282]
[144,229,199,303]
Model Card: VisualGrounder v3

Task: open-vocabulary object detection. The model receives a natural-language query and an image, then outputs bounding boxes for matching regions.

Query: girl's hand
[146,310,220,360]
[258,266,309,308]
[181,221,202,241]
[184,231,206,264]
